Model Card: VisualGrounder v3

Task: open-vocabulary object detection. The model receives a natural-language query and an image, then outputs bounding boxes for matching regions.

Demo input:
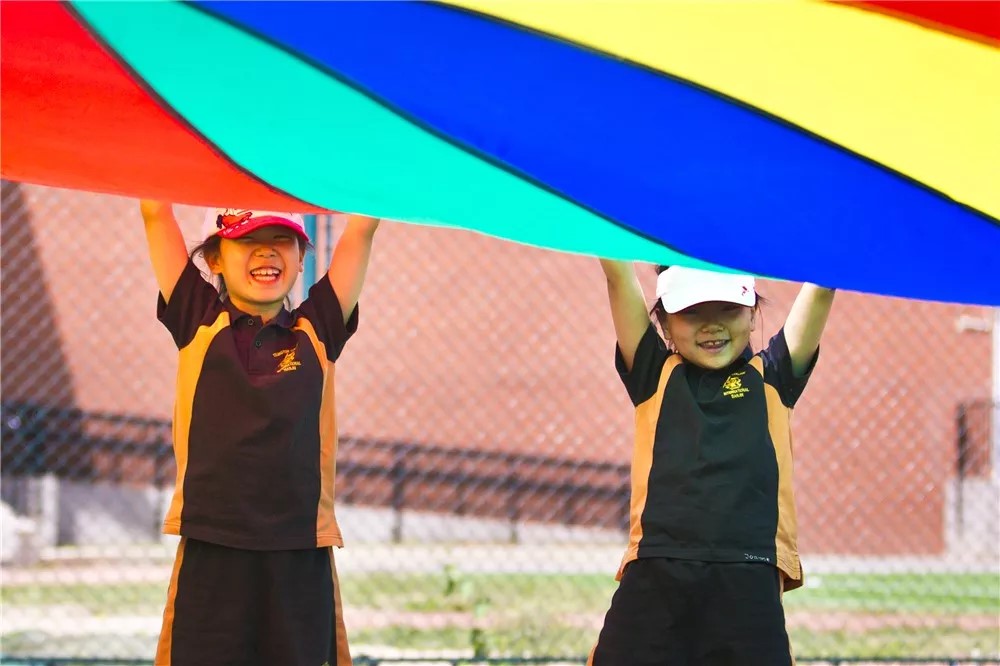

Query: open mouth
[249,267,282,284]
[697,339,730,351]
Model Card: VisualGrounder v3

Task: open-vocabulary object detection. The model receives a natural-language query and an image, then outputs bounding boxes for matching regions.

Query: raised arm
[139,200,188,303]
[328,214,380,325]
[600,259,651,371]
[783,283,836,377]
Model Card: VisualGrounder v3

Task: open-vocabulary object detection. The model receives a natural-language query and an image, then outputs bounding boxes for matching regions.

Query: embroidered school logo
[273,345,302,373]
[722,371,750,399]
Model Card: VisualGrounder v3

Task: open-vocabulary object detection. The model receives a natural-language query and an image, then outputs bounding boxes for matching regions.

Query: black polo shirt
[615,324,816,590]
[157,260,357,550]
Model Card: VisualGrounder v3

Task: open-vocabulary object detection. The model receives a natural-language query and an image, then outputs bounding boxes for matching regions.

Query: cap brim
[661,288,756,314]
[216,216,308,241]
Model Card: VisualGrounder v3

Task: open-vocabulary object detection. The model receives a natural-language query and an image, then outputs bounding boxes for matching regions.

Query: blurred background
[1,182,998,664]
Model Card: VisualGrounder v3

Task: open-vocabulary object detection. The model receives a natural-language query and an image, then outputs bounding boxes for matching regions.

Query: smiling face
[663,300,755,370]
[206,225,304,320]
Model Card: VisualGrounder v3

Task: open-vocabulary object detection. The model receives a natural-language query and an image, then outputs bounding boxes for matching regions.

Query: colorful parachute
[2,1,998,304]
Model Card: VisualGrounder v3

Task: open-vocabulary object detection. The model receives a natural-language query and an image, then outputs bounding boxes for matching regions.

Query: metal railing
[1,401,630,534]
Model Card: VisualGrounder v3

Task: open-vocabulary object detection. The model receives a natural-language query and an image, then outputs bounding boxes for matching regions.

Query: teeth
[251,268,279,276]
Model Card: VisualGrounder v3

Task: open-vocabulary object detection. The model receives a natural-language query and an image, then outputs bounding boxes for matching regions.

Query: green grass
[5,571,995,616]
[336,570,1000,615]
[341,570,616,614]
[340,569,1000,657]
[785,573,1000,614]
[790,626,1000,659]
[3,570,998,659]
[0,582,166,615]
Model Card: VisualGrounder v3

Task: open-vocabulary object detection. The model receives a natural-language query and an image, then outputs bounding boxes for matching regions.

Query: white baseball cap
[655,266,756,314]
[202,208,308,242]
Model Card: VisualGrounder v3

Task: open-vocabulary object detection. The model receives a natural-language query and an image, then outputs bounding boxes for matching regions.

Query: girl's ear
[205,252,223,276]
[659,315,674,350]
[662,332,676,354]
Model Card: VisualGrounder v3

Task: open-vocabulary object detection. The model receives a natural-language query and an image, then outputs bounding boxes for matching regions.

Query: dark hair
[189,235,228,300]
[188,234,314,306]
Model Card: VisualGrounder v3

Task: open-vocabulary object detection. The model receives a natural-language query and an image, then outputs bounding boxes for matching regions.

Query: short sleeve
[157,260,223,349]
[760,328,818,408]
[616,323,671,406]
[294,274,358,363]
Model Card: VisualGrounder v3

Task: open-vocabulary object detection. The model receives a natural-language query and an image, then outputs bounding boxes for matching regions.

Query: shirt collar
[271,308,296,328]
[225,299,295,329]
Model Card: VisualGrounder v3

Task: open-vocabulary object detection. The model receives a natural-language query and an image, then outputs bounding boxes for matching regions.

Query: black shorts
[589,558,793,666]
[155,537,351,666]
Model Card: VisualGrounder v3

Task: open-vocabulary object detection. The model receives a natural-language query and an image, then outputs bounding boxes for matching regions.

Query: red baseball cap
[202,208,309,242]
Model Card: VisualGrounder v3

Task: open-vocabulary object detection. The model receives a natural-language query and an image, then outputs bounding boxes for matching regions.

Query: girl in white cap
[590,260,835,665]
[139,200,379,666]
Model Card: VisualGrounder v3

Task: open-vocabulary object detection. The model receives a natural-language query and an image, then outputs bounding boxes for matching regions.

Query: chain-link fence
[2,182,998,664]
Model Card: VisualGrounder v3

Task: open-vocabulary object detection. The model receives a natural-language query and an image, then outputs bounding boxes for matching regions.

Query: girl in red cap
[139,200,379,666]
[590,260,836,665]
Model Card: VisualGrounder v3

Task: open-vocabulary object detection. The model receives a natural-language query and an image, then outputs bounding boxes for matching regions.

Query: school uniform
[155,259,356,666]
[590,323,817,666]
